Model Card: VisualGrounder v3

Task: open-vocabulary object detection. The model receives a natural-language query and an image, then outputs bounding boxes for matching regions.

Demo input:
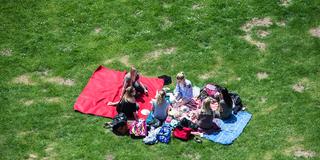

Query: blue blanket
[203,111,252,145]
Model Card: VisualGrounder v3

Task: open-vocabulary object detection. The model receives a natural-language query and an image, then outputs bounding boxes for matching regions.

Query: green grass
[1,0,320,159]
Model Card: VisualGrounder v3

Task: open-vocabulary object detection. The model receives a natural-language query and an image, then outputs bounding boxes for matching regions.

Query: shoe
[194,137,202,144]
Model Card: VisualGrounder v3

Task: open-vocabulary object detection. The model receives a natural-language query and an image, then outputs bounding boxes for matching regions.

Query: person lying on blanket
[108,86,139,120]
[174,72,193,107]
[120,67,148,99]
[151,89,170,125]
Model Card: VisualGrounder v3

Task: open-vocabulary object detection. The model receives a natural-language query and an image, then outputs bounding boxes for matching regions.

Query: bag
[229,92,244,114]
[199,84,219,100]
[156,125,172,144]
[180,117,198,130]
[111,113,128,136]
[146,112,161,128]
[143,127,161,145]
[173,127,192,141]
[129,120,147,137]
[158,75,172,85]
[204,84,219,96]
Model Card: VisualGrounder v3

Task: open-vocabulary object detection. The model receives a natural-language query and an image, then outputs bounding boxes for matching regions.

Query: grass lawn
[1,0,320,159]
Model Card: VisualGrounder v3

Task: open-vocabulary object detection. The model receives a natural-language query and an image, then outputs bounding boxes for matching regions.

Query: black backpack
[111,113,128,135]
[158,75,172,85]
[229,92,244,114]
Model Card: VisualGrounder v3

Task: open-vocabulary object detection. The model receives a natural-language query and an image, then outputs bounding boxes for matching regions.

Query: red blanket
[74,66,164,119]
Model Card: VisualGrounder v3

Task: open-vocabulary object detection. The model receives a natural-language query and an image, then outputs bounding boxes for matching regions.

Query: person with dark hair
[217,87,233,120]
[120,67,148,99]
[108,86,139,120]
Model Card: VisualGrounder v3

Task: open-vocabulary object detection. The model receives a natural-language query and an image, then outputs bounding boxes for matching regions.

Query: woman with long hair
[196,97,218,131]
[120,67,148,99]
[217,87,233,120]
[108,86,139,120]
[151,90,170,123]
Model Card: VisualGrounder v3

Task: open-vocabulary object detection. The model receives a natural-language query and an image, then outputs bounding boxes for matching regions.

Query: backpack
[199,84,219,100]
[156,125,172,144]
[111,113,128,136]
[129,120,147,137]
[158,75,172,85]
[229,92,244,114]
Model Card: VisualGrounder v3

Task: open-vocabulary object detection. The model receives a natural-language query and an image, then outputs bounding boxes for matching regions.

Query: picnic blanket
[74,66,164,119]
[203,111,252,145]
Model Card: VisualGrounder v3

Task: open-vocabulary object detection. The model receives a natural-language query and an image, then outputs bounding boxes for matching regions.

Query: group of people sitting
[107,67,239,135]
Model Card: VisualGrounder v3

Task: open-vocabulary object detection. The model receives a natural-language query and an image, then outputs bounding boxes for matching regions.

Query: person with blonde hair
[120,66,148,99]
[151,89,170,123]
[196,97,219,131]
[174,72,193,107]
[108,86,139,120]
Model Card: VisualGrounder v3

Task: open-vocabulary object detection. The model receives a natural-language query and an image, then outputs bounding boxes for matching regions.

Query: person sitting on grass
[151,89,170,124]
[108,86,139,120]
[174,72,193,107]
[217,87,233,120]
[196,97,220,133]
[120,66,148,99]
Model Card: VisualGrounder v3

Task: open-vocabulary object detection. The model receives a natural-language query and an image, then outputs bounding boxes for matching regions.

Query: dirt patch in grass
[0,48,13,56]
[36,69,50,76]
[265,105,277,113]
[241,18,273,51]
[42,143,57,160]
[183,153,201,160]
[192,4,203,10]
[119,55,131,67]
[95,27,102,33]
[276,20,286,27]
[105,154,115,160]
[243,35,266,51]
[309,27,320,38]
[258,105,277,116]
[257,30,271,38]
[263,151,273,160]
[161,17,173,30]
[257,72,269,80]
[199,71,215,80]
[287,136,304,143]
[104,58,114,65]
[12,74,36,85]
[44,97,62,103]
[21,99,35,106]
[284,136,317,158]
[292,83,304,93]
[285,146,316,158]
[103,55,133,67]
[146,47,176,59]
[241,17,273,32]
[44,77,75,86]
[294,149,316,158]
[260,97,267,103]
[279,0,292,7]
[28,153,38,160]
[17,131,33,137]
